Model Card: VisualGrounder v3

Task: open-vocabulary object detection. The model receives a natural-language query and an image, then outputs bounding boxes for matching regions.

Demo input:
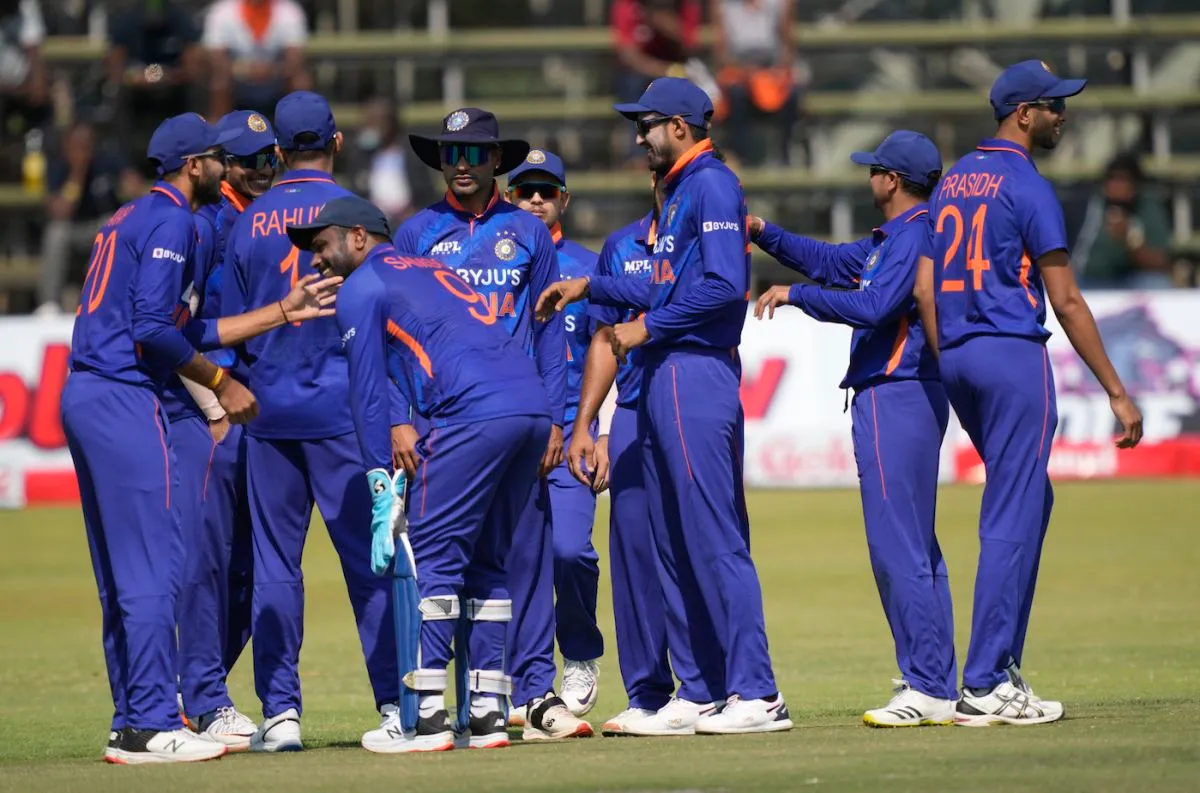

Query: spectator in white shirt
[203,0,310,119]
[0,0,48,143]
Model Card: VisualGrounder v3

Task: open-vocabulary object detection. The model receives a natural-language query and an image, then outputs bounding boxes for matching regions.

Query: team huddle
[64,61,1143,765]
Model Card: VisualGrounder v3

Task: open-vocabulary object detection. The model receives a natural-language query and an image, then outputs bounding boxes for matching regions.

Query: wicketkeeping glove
[367,468,404,576]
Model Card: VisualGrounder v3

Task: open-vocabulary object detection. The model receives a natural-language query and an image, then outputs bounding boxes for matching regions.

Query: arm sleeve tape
[418,596,461,621]
[596,383,618,436]
[402,668,449,691]
[468,669,513,696]
[464,598,512,622]
[180,376,227,421]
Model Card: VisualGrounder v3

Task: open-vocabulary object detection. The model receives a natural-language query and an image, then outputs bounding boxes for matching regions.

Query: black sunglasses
[1025,97,1067,114]
[508,182,563,201]
[636,115,675,138]
[441,143,494,167]
[227,150,279,170]
[186,150,224,163]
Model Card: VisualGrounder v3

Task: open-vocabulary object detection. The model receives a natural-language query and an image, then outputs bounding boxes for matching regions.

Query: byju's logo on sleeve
[152,248,186,263]
[702,221,740,233]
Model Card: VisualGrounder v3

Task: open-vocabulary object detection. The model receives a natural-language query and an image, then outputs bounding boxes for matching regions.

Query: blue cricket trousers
[507,472,557,707]
[407,416,550,676]
[62,372,184,732]
[175,416,253,717]
[608,405,674,711]
[246,432,398,717]
[940,335,1057,691]
[549,425,602,664]
[642,347,776,702]
[851,379,957,701]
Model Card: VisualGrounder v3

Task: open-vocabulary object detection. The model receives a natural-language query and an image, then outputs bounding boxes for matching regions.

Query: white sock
[418,693,445,715]
[470,693,500,717]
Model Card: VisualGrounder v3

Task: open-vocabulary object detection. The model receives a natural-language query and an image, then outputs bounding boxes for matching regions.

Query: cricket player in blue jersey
[64,113,338,764]
[916,60,1143,726]
[175,109,278,750]
[394,109,588,740]
[286,196,553,752]
[222,91,400,750]
[752,131,958,727]
[538,78,791,734]
[503,149,604,717]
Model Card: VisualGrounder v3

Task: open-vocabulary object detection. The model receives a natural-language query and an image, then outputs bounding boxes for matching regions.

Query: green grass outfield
[1,480,1197,792]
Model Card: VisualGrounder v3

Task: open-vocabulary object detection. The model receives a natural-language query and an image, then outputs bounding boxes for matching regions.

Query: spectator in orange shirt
[204,0,310,118]
[711,0,800,166]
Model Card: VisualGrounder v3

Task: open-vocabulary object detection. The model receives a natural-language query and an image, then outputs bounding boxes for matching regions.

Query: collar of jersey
[220,181,250,213]
[636,210,657,247]
[151,181,187,208]
[276,169,338,186]
[444,184,501,219]
[873,203,929,242]
[550,223,564,245]
[976,137,1031,161]
[661,139,714,189]
[364,242,399,265]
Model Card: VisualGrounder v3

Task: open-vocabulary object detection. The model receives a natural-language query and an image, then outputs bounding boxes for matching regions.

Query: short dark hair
[283,133,336,164]
[900,178,934,201]
[688,123,710,142]
[1105,151,1144,183]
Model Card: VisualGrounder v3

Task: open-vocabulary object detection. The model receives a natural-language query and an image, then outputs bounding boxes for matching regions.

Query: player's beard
[196,168,224,205]
[1031,115,1062,150]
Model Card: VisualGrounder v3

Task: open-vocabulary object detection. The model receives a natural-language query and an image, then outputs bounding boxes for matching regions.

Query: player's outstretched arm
[211,273,343,348]
[750,215,871,288]
[1041,250,1143,448]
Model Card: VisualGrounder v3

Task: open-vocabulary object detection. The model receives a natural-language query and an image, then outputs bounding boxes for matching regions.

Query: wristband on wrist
[207,367,226,390]
[278,300,291,323]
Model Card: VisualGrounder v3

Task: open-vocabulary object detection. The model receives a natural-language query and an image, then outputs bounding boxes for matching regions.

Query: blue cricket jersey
[337,244,551,472]
[930,138,1069,351]
[69,181,220,389]
[553,227,599,425]
[393,187,566,424]
[589,211,656,407]
[758,205,939,390]
[589,140,749,351]
[222,169,355,439]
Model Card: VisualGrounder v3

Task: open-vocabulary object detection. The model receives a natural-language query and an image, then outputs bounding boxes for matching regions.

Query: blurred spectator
[611,0,701,111]
[0,0,49,145]
[1075,152,1174,289]
[710,0,799,166]
[35,119,142,315]
[203,0,310,119]
[346,98,437,228]
[104,0,203,171]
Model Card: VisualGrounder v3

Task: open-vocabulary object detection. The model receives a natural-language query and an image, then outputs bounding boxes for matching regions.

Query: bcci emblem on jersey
[666,202,679,226]
[495,238,517,261]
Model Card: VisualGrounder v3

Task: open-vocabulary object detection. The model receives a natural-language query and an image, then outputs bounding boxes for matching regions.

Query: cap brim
[613,102,654,120]
[1043,77,1088,99]
[409,134,531,175]
[285,223,328,252]
[849,151,881,167]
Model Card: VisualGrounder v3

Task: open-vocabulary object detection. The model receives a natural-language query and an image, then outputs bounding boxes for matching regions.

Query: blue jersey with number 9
[929,138,1069,352]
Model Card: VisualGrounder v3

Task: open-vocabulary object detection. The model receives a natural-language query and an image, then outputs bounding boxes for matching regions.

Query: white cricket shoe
[250,708,303,752]
[106,727,227,764]
[695,694,793,734]
[619,697,718,736]
[362,704,455,753]
[863,680,955,728]
[195,706,257,750]
[561,659,600,716]
[601,707,655,736]
[522,694,594,741]
[507,701,526,728]
[955,681,1064,726]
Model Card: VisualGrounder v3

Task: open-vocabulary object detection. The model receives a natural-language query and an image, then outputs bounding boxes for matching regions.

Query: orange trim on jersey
[663,139,714,186]
[387,319,433,378]
[151,186,184,207]
[670,365,694,481]
[1019,251,1038,307]
[151,399,171,509]
[885,316,909,376]
[202,436,219,501]
[445,185,500,218]
[275,175,337,186]
[220,181,250,213]
[870,390,888,500]
[976,143,1030,161]
[906,209,929,222]
[550,223,563,244]
[646,217,658,247]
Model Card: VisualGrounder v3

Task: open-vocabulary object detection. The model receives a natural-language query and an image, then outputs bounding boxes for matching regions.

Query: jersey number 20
[79,230,118,314]
[937,204,990,292]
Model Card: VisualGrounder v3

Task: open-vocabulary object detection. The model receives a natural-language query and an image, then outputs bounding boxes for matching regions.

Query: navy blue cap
[219,110,277,157]
[274,91,337,151]
[507,148,567,187]
[614,77,714,127]
[409,107,531,174]
[850,130,943,189]
[989,60,1087,121]
[147,113,241,176]
[286,195,392,251]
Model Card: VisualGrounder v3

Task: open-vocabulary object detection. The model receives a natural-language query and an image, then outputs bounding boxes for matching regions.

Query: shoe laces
[886,678,912,705]
[210,706,248,731]
[563,659,598,689]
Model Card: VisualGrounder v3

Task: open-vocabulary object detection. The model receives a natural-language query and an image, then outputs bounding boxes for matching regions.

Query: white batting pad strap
[418,596,460,620]
[402,668,448,691]
[465,598,512,622]
[468,669,513,695]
